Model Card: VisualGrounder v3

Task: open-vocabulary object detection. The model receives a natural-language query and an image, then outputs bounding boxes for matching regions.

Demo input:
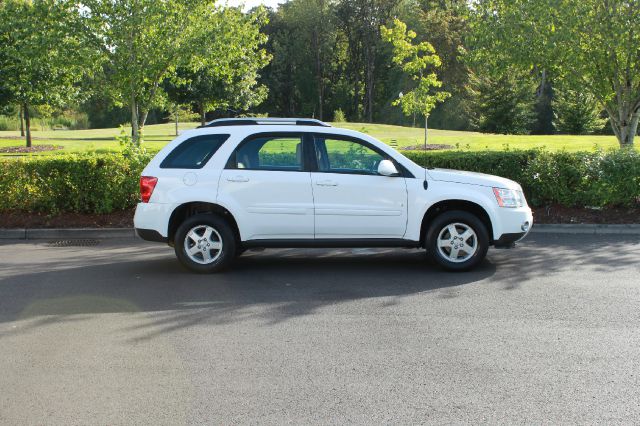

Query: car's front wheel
[174,214,237,273]
[425,210,489,271]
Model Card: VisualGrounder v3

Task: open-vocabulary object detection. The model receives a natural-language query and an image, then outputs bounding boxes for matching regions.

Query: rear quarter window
[160,134,229,169]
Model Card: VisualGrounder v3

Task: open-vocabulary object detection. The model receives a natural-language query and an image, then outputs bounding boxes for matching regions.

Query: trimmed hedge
[403,149,640,208]
[0,153,153,214]
[0,149,638,214]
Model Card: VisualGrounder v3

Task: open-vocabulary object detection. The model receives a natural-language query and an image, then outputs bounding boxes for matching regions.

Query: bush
[333,109,347,123]
[0,115,20,131]
[402,148,640,208]
[0,112,90,131]
[0,153,153,214]
[0,149,638,215]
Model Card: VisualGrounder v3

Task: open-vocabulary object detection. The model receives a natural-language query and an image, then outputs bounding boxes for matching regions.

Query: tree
[86,0,225,143]
[165,7,270,126]
[260,0,340,119]
[0,0,97,147]
[337,0,400,122]
[401,0,471,130]
[381,19,450,146]
[470,0,640,147]
[553,89,606,135]
[285,0,335,120]
[468,70,536,135]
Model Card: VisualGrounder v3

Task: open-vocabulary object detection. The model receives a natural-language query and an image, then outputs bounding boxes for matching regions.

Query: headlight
[493,187,524,208]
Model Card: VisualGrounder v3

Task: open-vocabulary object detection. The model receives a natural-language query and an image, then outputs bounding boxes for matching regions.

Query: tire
[174,213,237,273]
[235,246,246,258]
[425,210,489,272]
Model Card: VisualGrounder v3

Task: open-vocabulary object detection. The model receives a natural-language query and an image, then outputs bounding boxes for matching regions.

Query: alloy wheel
[436,222,478,263]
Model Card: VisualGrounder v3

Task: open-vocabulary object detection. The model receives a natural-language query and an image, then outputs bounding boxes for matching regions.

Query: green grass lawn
[0,121,630,157]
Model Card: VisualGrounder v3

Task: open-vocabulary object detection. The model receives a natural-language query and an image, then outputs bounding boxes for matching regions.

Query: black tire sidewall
[174,214,237,273]
[426,210,489,271]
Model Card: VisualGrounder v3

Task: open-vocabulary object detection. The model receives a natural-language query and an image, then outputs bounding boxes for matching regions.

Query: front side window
[229,135,304,171]
[314,136,386,175]
[160,134,229,169]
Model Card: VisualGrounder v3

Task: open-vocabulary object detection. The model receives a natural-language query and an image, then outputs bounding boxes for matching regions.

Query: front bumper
[493,232,527,248]
[491,206,533,248]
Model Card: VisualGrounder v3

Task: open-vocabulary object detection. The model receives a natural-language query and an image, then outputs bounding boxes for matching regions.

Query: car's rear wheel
[426,210,489,271]
[174,214,237,273]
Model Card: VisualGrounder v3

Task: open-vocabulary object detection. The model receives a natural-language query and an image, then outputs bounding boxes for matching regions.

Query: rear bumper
[133,202,176,239]
[135,228,168,243]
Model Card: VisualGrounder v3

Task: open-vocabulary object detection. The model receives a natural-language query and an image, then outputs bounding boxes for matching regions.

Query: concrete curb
[1,224,640,240]
[0,228,136,240]
[530,224,640,235]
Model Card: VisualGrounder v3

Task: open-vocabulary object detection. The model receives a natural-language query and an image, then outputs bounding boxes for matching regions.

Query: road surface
[0,234,639,424]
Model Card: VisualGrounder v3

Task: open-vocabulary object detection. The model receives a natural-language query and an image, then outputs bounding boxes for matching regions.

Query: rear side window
[160,134,229,169]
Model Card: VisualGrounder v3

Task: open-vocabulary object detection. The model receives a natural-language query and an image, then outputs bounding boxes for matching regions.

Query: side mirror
[378,159,399,176]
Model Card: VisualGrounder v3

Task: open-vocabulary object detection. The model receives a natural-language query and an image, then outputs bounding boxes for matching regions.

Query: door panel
[311,136,408,238]
[312,173,407,237]
[218,134,314,240]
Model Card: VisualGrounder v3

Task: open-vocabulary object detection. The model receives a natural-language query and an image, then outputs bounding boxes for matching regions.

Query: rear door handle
[227,176,249,183]
[316,180,338,186]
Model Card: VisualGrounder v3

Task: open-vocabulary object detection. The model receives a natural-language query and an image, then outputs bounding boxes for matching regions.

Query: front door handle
[227,176,249,183]
[316,180,338,186]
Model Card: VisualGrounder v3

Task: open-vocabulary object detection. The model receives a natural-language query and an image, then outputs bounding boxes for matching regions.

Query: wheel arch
[168,201,240,245]
[419,199,494,246]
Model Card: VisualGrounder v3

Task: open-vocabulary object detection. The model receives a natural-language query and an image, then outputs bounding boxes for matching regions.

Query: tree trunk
[619,112,639,147]
[364,45,374,123]
[23,102,31,148]
[424,114,428,149]
[175,105,179,136]
[200,103,206,126]
[138,110,149,140]
[19,105,25,136]
[610,108,639,147]
[130,95,139,144]
[313,30,323,121]
[536,69,546,98]
[353,78,360,121]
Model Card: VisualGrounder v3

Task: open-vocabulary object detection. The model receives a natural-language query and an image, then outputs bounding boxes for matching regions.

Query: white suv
[134,118,532,272]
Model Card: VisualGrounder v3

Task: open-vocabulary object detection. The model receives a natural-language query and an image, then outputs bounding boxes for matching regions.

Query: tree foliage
[0,0,98,146]
[3,0,636,143]
[468,70,537,135]
[84,0,211,142]
[165,7,270,125]
[381,19,450,120]
[84,0,268,143]
[336,0,400,122]
[553,89,606,135]
[470,0,640,146]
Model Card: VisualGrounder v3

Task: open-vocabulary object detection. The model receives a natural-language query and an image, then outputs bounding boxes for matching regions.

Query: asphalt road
[0,233,639,425]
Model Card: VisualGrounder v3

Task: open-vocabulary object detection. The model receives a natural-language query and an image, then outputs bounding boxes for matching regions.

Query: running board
[242,238,420,249]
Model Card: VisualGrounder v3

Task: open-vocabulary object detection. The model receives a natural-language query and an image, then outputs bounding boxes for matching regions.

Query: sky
[224,0,286,11]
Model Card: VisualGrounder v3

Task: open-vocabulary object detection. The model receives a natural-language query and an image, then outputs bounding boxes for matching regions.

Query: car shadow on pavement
[1,233,638,341]
[0,247,496,338]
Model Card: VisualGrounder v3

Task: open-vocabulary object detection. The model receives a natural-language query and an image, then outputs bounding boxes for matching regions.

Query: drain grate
[47,239,101,247]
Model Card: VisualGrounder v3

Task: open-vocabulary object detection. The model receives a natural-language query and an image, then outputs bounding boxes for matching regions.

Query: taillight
[140,176,158,203]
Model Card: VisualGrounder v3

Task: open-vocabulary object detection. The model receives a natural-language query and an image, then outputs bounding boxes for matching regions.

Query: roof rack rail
[198,117,331,128]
